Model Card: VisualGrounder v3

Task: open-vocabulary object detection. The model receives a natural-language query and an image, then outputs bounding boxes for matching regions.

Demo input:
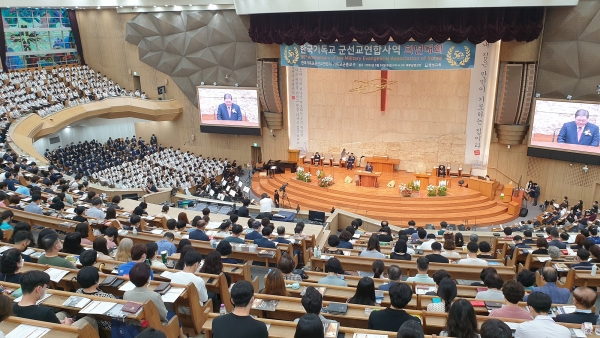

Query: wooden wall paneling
[76,10,289,164]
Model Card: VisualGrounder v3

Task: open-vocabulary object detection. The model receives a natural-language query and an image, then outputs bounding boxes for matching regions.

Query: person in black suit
[271,226,290,244]
[245,221,263,241]
[425,242,449,263]
[522,230,536,245]
[548,229,567,249]
[216,93,242,121]
[237,199,250,217]
[254,227,276,249]
[313,152,321,165]
[189,220,209,241]
[378,223,393,242]
[365,162,373,172]
[513,235,532,249]
[554,287,598,324]
[346,153,355,170]
[571,249,594,270]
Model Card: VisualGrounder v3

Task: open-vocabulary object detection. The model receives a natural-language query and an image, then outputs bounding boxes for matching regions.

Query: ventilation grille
[49,136,60,144]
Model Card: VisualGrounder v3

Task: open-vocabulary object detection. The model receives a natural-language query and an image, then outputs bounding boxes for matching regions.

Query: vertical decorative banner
[464,41,500,174]
[287,67,309,154]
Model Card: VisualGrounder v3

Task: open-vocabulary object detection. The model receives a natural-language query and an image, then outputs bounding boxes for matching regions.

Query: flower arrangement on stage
[426,185,437,197]
[437,185,448,196]
[316,170,325,180]
[408,180,420,192]
[296,169,311,183]
[318,175,334,188]
[399,184,413,197]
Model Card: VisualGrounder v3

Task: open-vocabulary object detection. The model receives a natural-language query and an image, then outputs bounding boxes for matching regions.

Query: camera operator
[274,189,280,208]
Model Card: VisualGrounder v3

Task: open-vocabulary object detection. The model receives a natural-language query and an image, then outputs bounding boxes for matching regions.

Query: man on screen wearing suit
[217,93,242,121]
[557,109,600,147]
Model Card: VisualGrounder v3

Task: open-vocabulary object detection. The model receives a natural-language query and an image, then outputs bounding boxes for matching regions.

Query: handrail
[487,167,519,185]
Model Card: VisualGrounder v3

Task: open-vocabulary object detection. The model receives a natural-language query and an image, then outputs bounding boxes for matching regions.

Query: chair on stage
[449,163,460,177]
[458,224,466,231]
[425,224,435,230]
[303,152,313,165]
[447,224,457,231]
[323,153,333,167]
[332,155,340,167]
[461,164,472,177]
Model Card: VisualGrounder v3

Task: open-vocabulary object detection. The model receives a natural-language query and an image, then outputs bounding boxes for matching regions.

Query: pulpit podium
[414,173,431,188]
[288,149,300,164]
[356,170,381,188]
[469,178,495,200]
[365,156,400,173]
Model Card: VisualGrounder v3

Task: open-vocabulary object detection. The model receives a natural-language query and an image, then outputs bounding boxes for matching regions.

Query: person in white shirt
[474,273,505,301]
[515,292,570,338]
[420,234,437,251]
[458,242,488,266]
[259,193,274,214]
[169,250,209,307]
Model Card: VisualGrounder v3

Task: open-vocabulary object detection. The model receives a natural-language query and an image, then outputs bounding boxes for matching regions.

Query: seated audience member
[360,235,386,258]
[523,267,570,304]
[503,227,514,239]
[548,229,567,249]
[212,280,269,338]
[554,286,598,324]
[517,269,536,292]
[348,277,376,306]
[0,210,13,231]
[425,270,452,295]
[458,242,488,266]
[368,283,420,332]
[317,257,347,287]
[189,220,209,241]
[513,235,531,249]
[441,239,461,259]
[72,206,87,223]
[522,230,536,245]
[293,286,336,324]
[115,238,133,262]
[571,249,594,269]
[75,223,92,245]
[420,233,437,250]
[324,235,344,254]
[279,254,301,281]
[489,280,532,320]
[155,232,177,256]
[136,328,167,338]
[425,242,449,263]
[106,195,123,210]
[391,240,412,261]
[338,230,353,249]
[170,251,209,305]
[86,197,106,219]
[378,226,393,242]
[262,269,289,296]
[37,233,77,269]
[272,226,291,244]
[201,251,231,286]
[23,195,43,215]
[13,270,98,329]
[236,199,250,218]
[480,319,512,338]
[426,278,457,313]
[76,266,115,330]
[439,299,478,338]
[469,234,479,244]
[216,240,238,264]
[532,237,549,254]
[548,246,564,262]
[397,320,425,338]
[118,244,154,280]
[255,227,277,249]
[61,232,85,255]
[294,313,323,338]
[455,233,465,248]
[245,221,263,241]
[0,248,23,283]
[224,224,245,244]
[570,234,586,250]
[123,263,167,323]
[515,292,570,338]
[13,231,32,262]
[590,245,600,263]
[438,222,448,236]
[79,250,98,267]
[475,273,505,301]
[146,242,166,269]
[406,257,434,283]
[477,241,493,259]
[378,265,402,291]
[372,259,386,279]
[104,226,119,251]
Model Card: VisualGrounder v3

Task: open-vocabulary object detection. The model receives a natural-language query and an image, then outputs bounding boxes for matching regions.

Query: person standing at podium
[365,162,373,173]
[347,153,356,170]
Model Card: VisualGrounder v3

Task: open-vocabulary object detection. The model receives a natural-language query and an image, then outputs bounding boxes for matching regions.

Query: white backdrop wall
[33,117,146,154]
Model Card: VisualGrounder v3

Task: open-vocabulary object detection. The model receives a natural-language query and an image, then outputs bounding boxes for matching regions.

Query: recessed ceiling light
[189,4,192,6]
[120,5,123,7]
[97,6,100,9]
[154,5,157,7]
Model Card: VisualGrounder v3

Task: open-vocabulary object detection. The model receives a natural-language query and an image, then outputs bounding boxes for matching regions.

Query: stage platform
[252,166,518,227]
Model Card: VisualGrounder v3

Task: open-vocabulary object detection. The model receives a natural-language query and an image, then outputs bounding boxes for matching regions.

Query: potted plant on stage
[319,175,334,188]
[296,168,312,183]
[399,183,412,197]
[427,185,437,197]
[437,180,448,196]
[408,180,421,197]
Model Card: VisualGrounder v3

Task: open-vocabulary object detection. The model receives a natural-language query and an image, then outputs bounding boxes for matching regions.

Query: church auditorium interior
[1,1,600,338]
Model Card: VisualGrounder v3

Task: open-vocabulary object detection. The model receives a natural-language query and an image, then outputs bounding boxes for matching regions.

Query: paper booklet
[44,268,69,283]
[80,300,118,315]
[5,324,50,338]
[161,287,185,303]
[62,295,92,308]
[251,299,279,311]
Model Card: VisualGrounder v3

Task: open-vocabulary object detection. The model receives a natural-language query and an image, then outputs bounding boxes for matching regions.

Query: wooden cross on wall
[380,70,389,114]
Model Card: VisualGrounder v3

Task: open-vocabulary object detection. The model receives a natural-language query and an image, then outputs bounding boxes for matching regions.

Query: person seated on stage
[313,152,321,165]
[426,242,450,263]
[365,162,373,173]
[346,152,356,170]
[438,164,446,177]
[554,287,598,324]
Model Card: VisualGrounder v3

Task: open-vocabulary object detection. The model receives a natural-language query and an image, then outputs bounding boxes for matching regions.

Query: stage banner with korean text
[287,67,309,154]
[464,41,501,175]
[280,41,475,70]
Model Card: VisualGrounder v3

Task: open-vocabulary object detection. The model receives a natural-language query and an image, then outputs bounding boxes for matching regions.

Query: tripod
[281,189,291,209]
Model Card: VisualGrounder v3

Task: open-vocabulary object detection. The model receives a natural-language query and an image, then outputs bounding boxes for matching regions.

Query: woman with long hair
[454,233,464,248]
[262,269,289,296]
[75,223,92,245]
[105,207,123,229]
[372,260,385,279]
[441,239,461,259]
[174,245,194,270]
[177,239,191,254]
[177,212,190,225]
[61,233,85,255]
[427,278,457,313]
[146,242,166,269]
[201,251,231,286]
[347,277,376,305]
[440,299,479,338]
[93,237,113,259]
[359,235,385,277]
[115,238,133,262]
[0,248,24,283]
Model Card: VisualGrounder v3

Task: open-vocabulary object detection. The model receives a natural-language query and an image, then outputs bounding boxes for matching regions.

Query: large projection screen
[198,86,261,135]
